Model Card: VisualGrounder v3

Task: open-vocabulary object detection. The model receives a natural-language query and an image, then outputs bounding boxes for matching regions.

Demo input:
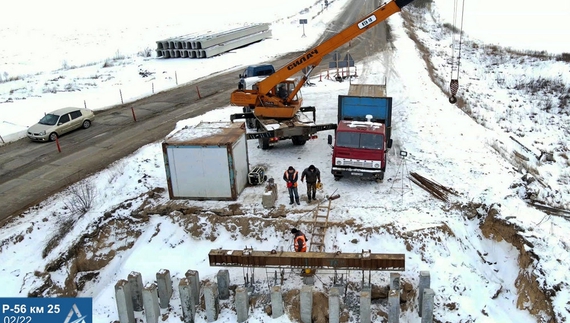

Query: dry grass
[107,161,126,184]
[42,218,75,258]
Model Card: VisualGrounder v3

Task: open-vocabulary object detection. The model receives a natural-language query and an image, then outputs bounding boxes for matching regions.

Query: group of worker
[283,165,321,205]
[283,165,321,253]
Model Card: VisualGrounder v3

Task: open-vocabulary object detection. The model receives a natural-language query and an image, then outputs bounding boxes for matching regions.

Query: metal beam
[208,249,405,271]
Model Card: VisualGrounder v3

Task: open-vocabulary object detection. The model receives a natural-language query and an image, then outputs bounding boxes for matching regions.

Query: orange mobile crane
[230,0,415,149]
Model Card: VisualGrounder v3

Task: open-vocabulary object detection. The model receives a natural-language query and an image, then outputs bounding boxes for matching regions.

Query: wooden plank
[347,84,387,97]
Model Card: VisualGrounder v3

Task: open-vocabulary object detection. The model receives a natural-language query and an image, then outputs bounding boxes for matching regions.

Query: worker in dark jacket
[291,228,307,252]
[278,84,288,99]
[301,164,321,203]
[283,166,300,205]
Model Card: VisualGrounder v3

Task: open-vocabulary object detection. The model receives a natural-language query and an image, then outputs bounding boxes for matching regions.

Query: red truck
[327,84,392,181]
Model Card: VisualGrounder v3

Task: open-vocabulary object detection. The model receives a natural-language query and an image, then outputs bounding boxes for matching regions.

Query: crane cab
[255,79,302,119]
[231,78,303,119]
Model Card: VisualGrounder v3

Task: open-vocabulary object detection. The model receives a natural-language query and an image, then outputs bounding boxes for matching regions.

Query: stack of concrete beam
[156,24,271,59]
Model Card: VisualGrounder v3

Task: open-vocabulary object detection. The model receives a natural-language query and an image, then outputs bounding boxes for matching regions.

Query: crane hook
[449,79,459,104]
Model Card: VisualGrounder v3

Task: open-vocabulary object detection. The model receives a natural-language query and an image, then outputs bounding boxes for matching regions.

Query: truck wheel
[259,137,270,150]
[334,175,342,181]
[371,173,385,183]
[291,136,307,146]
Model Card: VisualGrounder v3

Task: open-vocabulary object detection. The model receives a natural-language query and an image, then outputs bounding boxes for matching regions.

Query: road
[0,0,387,226]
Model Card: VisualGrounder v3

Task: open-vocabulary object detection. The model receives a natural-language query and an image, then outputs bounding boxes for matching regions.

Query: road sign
[329,52,355,68]
[0,297,93,323]
[299,19,308,37]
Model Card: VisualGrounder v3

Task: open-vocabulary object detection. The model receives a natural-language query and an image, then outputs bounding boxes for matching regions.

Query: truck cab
[330,117,391,180]
[328,91,392,181]
[239,64,275,79]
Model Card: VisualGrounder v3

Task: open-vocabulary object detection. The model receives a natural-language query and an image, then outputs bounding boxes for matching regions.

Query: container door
[167,146,231,198]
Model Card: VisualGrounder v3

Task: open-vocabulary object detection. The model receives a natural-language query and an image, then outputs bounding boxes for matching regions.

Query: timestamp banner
[0,298,92,323]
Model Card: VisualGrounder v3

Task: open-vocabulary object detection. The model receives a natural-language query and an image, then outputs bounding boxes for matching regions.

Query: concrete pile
[113,269,436,322]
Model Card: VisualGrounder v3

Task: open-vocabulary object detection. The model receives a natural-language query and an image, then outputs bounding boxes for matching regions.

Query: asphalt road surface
[0,0,387,226]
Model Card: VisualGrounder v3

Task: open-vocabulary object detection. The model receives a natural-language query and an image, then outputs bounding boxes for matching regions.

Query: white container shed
[162,122,249,200]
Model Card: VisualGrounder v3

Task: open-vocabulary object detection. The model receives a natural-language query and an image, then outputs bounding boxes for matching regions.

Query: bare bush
[64,83,79,92]
[506,48,550,59]
[42,85,58,94]
[557,53,570,63]
[42,218,74,258]
[514,77,566,95]
[138,47,153,58]
[542,97,555,112]
[559,90,570,112]
[102,59,114,68]
[114,50,126,61]
[64,180,97,216]
[0,72,22,84]
[442,22,462,34]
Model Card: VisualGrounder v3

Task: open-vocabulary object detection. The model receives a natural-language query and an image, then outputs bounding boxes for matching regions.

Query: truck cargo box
[337,96,392,142]
[162,122,249,200]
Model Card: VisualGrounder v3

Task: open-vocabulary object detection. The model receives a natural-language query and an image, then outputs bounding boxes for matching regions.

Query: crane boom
[259,0,414,95]
[230,0,414,119]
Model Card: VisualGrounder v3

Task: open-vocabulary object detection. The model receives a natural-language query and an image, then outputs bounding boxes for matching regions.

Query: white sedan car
[27,107,95,142]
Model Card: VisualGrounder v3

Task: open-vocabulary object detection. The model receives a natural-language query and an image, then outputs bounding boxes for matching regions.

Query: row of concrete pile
[156,24,271,59]
[114,269,436,323]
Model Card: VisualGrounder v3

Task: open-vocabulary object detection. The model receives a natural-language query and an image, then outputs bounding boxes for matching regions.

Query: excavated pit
[19,188,556,322]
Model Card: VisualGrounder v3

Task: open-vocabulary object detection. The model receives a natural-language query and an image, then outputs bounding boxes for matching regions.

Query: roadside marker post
[55,137,61,153]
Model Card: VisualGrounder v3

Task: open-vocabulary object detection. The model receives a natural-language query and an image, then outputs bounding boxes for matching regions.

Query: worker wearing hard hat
[301,164,321,203]
[291,228,307,252]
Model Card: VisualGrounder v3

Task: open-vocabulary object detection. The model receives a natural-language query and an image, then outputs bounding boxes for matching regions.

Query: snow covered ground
[1,0,570,322]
